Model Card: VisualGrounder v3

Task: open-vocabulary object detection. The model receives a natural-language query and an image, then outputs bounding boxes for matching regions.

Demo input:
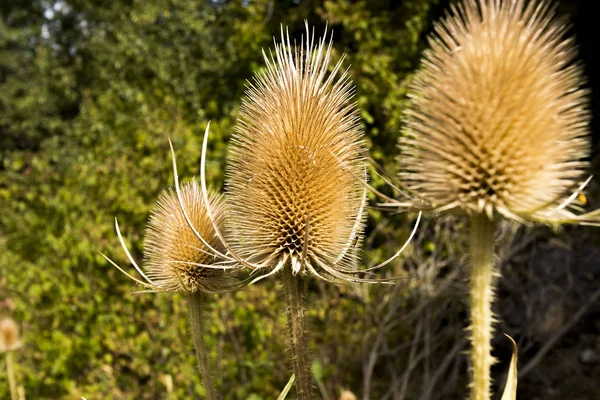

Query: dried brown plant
[103,181,241,294]
[398,0,595,225]
[142,182,235,293]
[392,1,597,399]
[224,23,369,282]
[103,179,241,400]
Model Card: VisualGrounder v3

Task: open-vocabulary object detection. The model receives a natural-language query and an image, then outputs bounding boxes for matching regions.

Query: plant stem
[188,292,218,400]
[282,266,312,400]
[6,352,17,400]
[469,214,496,400]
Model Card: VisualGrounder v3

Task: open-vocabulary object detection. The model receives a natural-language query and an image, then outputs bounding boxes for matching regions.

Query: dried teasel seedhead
[0,317,21,352]
[143,182,233,293]
[225,24,367,279]
[399,0,594,224]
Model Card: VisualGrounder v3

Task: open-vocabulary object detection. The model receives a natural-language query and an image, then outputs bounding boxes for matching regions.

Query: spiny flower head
[142,182,233,293]
[225,24,368,280]
[0,317,21,352]
[399,0,595,224]
[103,179,242,294]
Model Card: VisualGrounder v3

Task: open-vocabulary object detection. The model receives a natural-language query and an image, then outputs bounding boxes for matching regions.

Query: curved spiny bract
[143,182,235,293]
[399,0,593,225]
[226,24,367,279]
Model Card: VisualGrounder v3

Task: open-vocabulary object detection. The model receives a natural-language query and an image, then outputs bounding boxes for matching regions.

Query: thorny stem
[188,292,218,400]
[469,214,496,400]
[282,266,312,400]
[6,352,17,400]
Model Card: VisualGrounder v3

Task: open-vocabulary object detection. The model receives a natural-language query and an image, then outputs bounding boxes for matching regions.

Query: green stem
[469,214,496,400]
[188,292,218,400]
[6,352,17,400]
[282,266,312,400]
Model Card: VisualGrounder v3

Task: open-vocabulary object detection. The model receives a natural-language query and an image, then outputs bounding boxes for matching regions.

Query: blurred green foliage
[1,0,438,398]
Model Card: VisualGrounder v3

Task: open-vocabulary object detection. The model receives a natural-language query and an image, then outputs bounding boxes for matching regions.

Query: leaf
[500,334,518,400]
[276,374,295,400]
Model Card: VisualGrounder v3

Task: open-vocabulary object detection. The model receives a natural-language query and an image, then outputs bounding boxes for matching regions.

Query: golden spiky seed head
[226,25,366,276]
[143,182,231,292]
[0,317,21,352]
[399,0,590,222]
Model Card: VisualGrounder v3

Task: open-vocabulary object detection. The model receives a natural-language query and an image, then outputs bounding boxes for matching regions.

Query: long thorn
[168,138,232,262]
[364,211,422,272]
[114,218,154,284]
[334,168,367,266]
[100,252,154,288]
[198,123,267,270]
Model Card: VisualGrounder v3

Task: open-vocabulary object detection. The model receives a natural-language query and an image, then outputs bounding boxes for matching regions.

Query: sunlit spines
[399,0,591,224]
[143,182,234,293]
[225,23,367,279]
[395,2,594,399]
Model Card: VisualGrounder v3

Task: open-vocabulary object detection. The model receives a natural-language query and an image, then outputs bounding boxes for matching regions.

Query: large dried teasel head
[103,180,242,293]
[219,24,374,282]
[398,0,598,225]
[0,317,21,352]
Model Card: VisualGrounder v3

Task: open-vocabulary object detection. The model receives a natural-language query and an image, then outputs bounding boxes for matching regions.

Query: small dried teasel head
[0,317,21,352]
[225,24,368,280]
[399,0,594,224]
[143,182,234,293]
